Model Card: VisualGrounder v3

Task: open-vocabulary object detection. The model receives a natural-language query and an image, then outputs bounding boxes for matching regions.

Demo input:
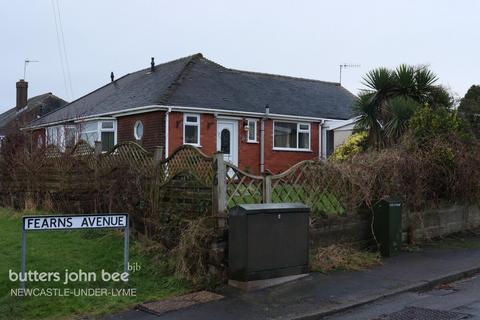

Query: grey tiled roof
[0,93,67,135]
[31,54,356,127]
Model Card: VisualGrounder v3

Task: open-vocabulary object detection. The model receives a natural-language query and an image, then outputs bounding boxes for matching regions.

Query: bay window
[273,121,311,150]
[78,120,117,152]
[46,125,77,151]
[46,126,62,146]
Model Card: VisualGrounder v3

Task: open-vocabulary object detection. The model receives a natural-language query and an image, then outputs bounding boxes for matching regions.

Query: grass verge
[0,208,190,320]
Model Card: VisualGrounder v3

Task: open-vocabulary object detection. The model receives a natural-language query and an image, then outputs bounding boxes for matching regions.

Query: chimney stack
[16,79,28,110]
[151,57,155,72]
[110,72,114,82]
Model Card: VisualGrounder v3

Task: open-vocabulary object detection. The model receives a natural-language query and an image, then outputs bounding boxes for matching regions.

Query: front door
[217,120,238,166]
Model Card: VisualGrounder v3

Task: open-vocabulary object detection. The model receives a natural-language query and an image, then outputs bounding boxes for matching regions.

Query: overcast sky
[0,0,478,112]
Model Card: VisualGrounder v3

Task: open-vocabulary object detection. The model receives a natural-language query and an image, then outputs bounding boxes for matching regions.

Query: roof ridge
[28,71,134,126]
[29,54,201,127]
[187,54,341,87]
[158,53,203,104]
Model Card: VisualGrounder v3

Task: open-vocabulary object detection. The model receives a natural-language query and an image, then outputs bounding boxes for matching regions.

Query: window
[46,126,62,146]
[220,128,230,154]
[78,122,98,146]
[134,121,144,140]
[46,125,77,151]
[100,121,116,152]
[247,119,257,143]
[183,114,200,146]
[64,126,76,148]
[273,121,311,150]
[78,120,116,152]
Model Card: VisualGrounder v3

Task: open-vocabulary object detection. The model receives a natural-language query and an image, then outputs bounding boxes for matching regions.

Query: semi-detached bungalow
[25,53,357,174]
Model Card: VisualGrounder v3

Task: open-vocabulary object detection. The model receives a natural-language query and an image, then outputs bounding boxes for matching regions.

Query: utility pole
[339,63,360,85]
[24,59,39,80]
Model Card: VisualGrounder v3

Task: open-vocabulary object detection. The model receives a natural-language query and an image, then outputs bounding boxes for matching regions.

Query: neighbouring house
[324,117,359,156]
[0,79,67,141]
[25,53,357,174]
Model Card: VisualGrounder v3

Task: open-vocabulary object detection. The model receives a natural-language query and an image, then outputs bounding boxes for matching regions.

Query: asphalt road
[323,274,480,320]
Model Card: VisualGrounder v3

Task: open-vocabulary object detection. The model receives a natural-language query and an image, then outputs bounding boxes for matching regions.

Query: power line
[55,0,74,97]
[51,0,72,99]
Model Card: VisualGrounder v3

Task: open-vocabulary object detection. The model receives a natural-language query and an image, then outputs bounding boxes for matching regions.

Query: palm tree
[354,64,448,148]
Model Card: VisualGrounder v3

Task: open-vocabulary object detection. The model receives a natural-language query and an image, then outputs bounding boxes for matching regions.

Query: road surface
[324,274,480,320]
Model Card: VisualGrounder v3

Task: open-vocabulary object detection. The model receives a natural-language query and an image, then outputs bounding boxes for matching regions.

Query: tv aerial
[24,59,39,80]
[339,63,360,85]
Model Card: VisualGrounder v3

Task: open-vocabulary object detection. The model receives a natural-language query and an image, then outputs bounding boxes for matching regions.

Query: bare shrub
[310,244,381,273]
[328,135,480,213]
[173,217,216,285]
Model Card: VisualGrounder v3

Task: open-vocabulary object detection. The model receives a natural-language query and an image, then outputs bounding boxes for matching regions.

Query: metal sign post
[20,213,129,291]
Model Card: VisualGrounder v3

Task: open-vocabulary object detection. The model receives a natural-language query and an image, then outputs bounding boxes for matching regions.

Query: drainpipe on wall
[318,120,324,159]
[321,121,328,159]
[260,105,269,174]
[165,107,171,158]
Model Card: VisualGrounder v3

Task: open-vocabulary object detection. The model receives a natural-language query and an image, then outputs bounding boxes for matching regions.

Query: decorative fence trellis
[0,141,355,228]
[221,159,352,217]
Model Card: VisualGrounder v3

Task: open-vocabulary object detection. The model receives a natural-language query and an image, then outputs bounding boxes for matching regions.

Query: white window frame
[76,119,117,151]
[183,113,201,146]
[134,120,144,140]
[45,125,77,152]
[46,126,58,146]
[273,121,311,151]
[98,120,117,151]
[246,119,258,143]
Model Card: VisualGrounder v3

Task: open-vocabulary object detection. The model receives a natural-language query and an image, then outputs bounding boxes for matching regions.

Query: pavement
[105,239,480,320]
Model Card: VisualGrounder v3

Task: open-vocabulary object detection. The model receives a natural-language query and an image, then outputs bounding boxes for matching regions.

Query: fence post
[94,141,102,157]
[213,152,227,228]
[153,146,164,165]
[263,173,272,203]
[94,141,102,212]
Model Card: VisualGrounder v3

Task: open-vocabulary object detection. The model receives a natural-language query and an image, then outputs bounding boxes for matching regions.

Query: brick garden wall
[310,205,480,248]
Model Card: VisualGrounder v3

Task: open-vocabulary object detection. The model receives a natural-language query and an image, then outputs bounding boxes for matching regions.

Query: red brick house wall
[264,120,320,174]
[167,111,319,174]
[238,119,261,174]
[168,112,217,156]
[117,111,165,152]
[32,111,319,174]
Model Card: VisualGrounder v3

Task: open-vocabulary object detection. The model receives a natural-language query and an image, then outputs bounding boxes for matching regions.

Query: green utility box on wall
[373,198,402,257]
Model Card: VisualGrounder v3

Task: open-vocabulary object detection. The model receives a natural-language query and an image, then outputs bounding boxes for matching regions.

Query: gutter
[23,104,345,130]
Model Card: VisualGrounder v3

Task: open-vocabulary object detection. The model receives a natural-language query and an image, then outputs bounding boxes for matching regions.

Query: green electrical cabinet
[373,198,402,257]
[228,203,310,282]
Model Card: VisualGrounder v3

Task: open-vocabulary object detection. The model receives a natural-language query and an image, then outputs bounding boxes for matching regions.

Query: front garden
[0,208,190,320]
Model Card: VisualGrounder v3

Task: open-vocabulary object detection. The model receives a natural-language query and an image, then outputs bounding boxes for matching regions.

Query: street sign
[20,213,129,291]
[23,214,128,231]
